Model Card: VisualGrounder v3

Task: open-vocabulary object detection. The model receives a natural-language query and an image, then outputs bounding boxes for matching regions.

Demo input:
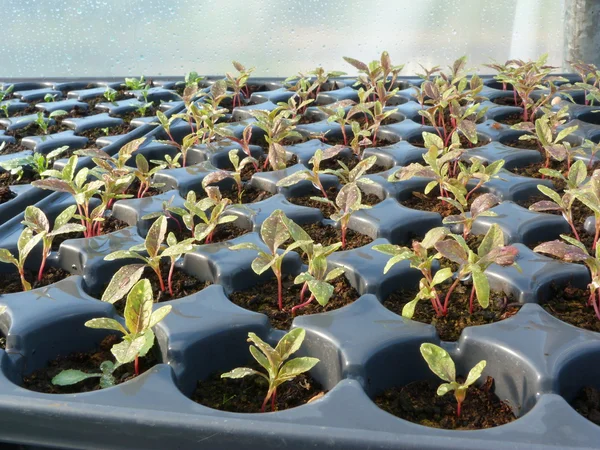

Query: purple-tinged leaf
[471,193,500,217]
[434,239,468,265]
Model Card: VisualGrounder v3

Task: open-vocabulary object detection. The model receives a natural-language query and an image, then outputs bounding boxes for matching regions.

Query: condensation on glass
[1,0,567,77]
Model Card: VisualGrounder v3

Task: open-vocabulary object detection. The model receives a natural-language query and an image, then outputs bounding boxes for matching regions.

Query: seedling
[420,343,486,417]
[124,76,149,91]
[318,101,363,147]
[182,187,238,243]
[249,108,301,170]
[226,61,255,108]
[0,85,13,118]
[221,328,319,412]
[150,153,181,170]
[373,227,451,318]
[141,195,187,231]
[202,150,257,204]
[54,278,171,386]
[348,120,372,158]
[184,71,204,88]
[434,225,520,314]
[103,87,118,104]
[570,170,600,250]
[535,235,600,319]
[215,124,259,172]
[0,145,69,181]
[442,193,500,238]
[310,183,371,249]
[343,51,404,105]
[32,156,106,238]
[33,110,67,134]
[22,205,85,282]
[276,146,345,199]
[230,210,310,310]
[133,153,165,198]
[43,93,57,103]
[102,216,193,303]
[329,154,377,186]
[292,249,345,315]
[0,228,45,291]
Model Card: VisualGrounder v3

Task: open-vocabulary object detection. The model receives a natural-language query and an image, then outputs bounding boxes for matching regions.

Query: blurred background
[0,0,580,77]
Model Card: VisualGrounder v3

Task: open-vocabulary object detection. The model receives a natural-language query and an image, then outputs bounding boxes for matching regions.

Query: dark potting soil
[322,137,398,150]
[288,185,381,217]
[51,216,130,251]
[384,282,519,341]
[77,123,132,140]
[374,378,516,429]
[494,112,525,126]
[400,190,481,218]
[318,152,388,173]
[510,160,598,193]
[0,267,72,295]
[501,137,540,151]
[21,334,157,394]
[0,185,15,204]
[491,96,520,107]
[192,361,325,413]
[125,179,162,198]
[243,154,299,179]
[198,185,272,204]
[0,142,30,156]
[227,274,360,329]
[297,222,373,251]
[542,283,600,333]
[572,386,600,425]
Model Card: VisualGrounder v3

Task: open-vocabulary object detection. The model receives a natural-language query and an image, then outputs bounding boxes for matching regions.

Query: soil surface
[572,386,600,425]
[494,112,524,126]
[1,267,71,295]
[501,137,539,151]
[295,222,373,251]
[192,361,325,413]
[400,189,481,218]
[374,377,516,429]
[22,335,157,394]
[510,160,598,193]
[174,222,249,244]
[542,283,600,333]
[197,185,272,204]
[228,274,360,329]
[491,96,520,107]
[51,216,130,251]
[0,185,15,204]
[384,282,519,341]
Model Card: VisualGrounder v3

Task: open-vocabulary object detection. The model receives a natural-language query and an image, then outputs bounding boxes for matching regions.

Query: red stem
[276,271,283,311]
[457,400,463,417]
[37,243,49,282]
[168,259,176,296]
[271,387,276,411]
[19,268,28,291]
[154,266,166,292]
[594,220,600,251]
[592,289,600,321]
[341,225,347,249]
[299,282,308,303]
[468,284,476,314]
[291,294,315,317]
[442,277,461,315]
[134,356,140,376]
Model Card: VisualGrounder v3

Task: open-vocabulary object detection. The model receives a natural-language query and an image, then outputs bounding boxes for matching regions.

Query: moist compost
[296,222,373,251]
[374,377,516,429]
[1,267,71,295]
[50,216,130,251]
[22,334,157,394]
[198,185,272,204]
[0,185,15,204]
[174,221,249,244]
[384,282,520,341]
[228,274,360,329]
[400,189,481,218]
[192,361,325,413]
[542,283,600,333]
[494,112,524,126]
[572,386,600,425]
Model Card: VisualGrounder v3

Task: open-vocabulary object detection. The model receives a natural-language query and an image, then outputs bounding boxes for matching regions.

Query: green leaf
[23,206,49,233]
[275,328,306,361]
[431,267,453,286]
[420,343,456,383]
[261,210,289,254]
[0,248,18,266]
[84,318,127,335]
[229,242,262,252]
[111,334,148,365]
[472,268,490,309]
[148,305,172,328]
[477,224,505,258]
[104,250,145,262]
[278,357,320,382]
[221,367,263,379]
[249,345,271,373]
[145,216,167,257]
[52,369,100,386]
[18,229,45,265]
[247,332,281,372]
[54,205,78,230]
[137,329,155,357]
[401,297,420,319]
[124,279,154,334]
[325,267,345,282]
[276,171,311,187]
[434,240,468,265]
[437,382,457,396]
[101,264,145,304]
[308,280,335,306]
[463,360,486,387]
[422,227,450,249]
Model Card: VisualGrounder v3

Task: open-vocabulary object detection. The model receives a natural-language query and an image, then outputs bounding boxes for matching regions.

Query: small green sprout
[0,228,45,291]
[420,343,486,417]
[221,328,319,412]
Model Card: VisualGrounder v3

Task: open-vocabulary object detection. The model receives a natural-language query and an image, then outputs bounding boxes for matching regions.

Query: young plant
[182,187,238,244]
[124,76,149,91]
[343,51,404,105]
[276,146,345,199]
[33,110,67,134]
[22,205,86,282]
[318,101,362,147]
[215,124,259,172]
[442,193,500,239]
[310,182,371,249]
[434,225,520,314]
[571,170,600,250]
[141,194,187,231]
[292,249,345,315]
[420,343,486,417]
[373,227,451,318]
[534,235,600,319]
[103,87,118,104]
[329,154,377,186]
[0,84,13,118]
[132,153,165,198]
[54,278,171,386]
[43,93,57,103]
[221,328,319,412]
[0,228,45,291]
[226,61,255,108]
[249,108,301,171]
[32,156,106,238]
[348,120,372,158]
[0,145,68,181]
[201,151,258,204]
[229,210,310,310]
[184,71,204,88]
